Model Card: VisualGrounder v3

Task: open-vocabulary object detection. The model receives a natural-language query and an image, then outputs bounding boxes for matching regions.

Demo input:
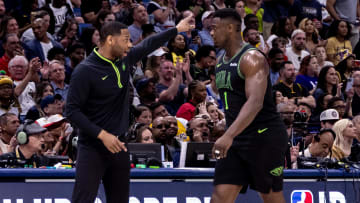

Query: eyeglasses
[154,123,170,129]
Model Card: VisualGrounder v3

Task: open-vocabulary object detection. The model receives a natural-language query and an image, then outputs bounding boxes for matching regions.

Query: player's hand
[212,134,233,159]
[176,14,195,33]
[98,130,127,153]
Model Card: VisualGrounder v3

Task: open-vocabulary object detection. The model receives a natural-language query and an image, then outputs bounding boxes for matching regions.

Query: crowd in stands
[0,0,360,169]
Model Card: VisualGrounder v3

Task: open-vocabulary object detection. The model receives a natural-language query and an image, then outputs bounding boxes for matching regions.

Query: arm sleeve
[65,66,102,139]
[125,28,178,66]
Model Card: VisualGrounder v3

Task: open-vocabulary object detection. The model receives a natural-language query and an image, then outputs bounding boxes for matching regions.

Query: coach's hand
[212,134,233,159]
[176,14,195,33]
[98,130,127,153]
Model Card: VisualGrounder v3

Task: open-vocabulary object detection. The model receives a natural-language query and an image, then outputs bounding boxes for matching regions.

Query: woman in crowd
[56,18,78,50]
[25,81,55,120]
[80,26,100,56]
[135,125,154,144]
[296,55,319,93]
[314,45,333,69]
[94,9,115,30]
[176,80,207,121]
[313,66,342,101]
[0,16,19,39]
[273,90,288,105]
[326,20,352,66]
[332,119,357,161]
[266,16,292,49]
[134,105,152,126]
[206,102,224,124]
[298,18,321,53]
[335,51,356,91]
[234,0,246,32]
[167,34,193,67]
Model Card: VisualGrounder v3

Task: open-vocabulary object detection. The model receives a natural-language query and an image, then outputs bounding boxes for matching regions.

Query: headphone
[16,120,34,145]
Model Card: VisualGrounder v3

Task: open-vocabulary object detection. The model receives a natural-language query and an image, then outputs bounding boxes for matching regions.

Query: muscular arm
[224,51,268,139]
[326,0,341,21]
[159,68,182,102]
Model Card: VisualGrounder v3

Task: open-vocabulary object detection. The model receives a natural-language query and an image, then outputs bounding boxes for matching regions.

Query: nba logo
[291,190,314,203]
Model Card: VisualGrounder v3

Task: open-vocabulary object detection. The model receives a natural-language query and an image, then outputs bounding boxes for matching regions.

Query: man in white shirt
[286,29,310,72]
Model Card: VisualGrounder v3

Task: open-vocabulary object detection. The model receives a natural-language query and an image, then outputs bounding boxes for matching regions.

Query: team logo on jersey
[230,63,238,67]
[291,190,313,203]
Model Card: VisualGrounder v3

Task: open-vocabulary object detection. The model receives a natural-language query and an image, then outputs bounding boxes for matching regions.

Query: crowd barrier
[0,168,359,203]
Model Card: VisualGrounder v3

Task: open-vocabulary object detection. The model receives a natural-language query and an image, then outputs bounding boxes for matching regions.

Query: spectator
[20,10,53,44]
[353,115,360,141]
[112,0,136,25]
[273,61,316,107]
[0,113,19,154]
[177,80,207,121]
[47,47,66,65]
[313,66,341,100]
[289,0,322,29]
[65,43,85,83]
[244,0,264,33]
[79,27,100,56]
[26,81,55,120]
[128,4,148,44]
[40,94,63,117]
[24,18,63,63]
[0,34,23,74]
[56,18,78,50]
[298,18,321,53]
[332,119,357,161]
[277,102,296,129]
[132,124,154,144]
[190,45,216,81]
[147,0,177,31]
[133,76,157,106]
[271,37,288,61]
[314,45,333,69]
[206,66,223,111]
[335,50,355,90]
[48,60,69,101]
[312,92,334,122]
[350,69,360,116]
[234,0,246,33]
[301,128,336,158]
[244,14,267,52]
[0,121,48,167]
[320,108,339,129]
[80,0,108,23]
[325,20,352,66]
[167,33,192,67]
[286,29,310,72]
[326,0,360,48]
[94,9,115,30]
[0,0,5,20]
[164,115,178,142]
[206,101,224,124]
[8,56,40,119]
[266,16,292,49]
[188,114,210,142]
[273,90,288,105]
[156,59,187,116]
[149,102,169,119]
[0,75,21,116]
[328,97,347,119]
[0,16,19,40]
[181,10,200,52]
[144,47,167,81]
[295,55,319,93]
[42,0,75,34]
[243,28,260,48]
[133,106,152,126]
[198,11,214,46]
[268,48,284,85]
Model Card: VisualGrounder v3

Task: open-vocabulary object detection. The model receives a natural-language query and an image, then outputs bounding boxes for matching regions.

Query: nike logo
[102,75,108,80]
[258,128,268,134]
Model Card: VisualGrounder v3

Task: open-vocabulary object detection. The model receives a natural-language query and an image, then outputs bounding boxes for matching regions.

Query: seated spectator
[0,75,21,116]
[128,4,149,44]
[94,9,115,31]
[243,27,260,48]
[40,94,63,117]
[335,50,355,91]
[0,34,23,75]
[271,37,288,61]
[0,121,48,167]
[206,66,223,111]
[177,80,207,121]
[79,27,100,56]
[156,59,187,116]
[8,56,39,119]
[301,128,336,158]
[144,47,167,82]
[244,0,264,33]
[313,66,342,100]
[289,0,322,29]
[167,34,193,67]
[42,0,74,34]
[332,119,357,161]
[325,20,352,66]
[314,45,333,69]
[198,11,214,46]
[206,102,224,124]
[244,14,267,52]
[47,47,66,65]
[350,69,360,116]
[268,48,285,85]
[187,114,211,142]
[164,115,179,142]
[26,81,55,121]
[273,61,316,108]
[320,108,340,129]
[65,43,85,83]
[133,106,152,126]
[20,10,53,44]
[273,90,288,105]
[0,16,19,49]
[0,113,19,154]
[56,18,78,50]
[277,102,296,132]
[48,60,69,101]
[149,102,170,119]
[133,76,157,106]
[24,18,63,63]
[133,124,154,144]
[286,29,310,72]
[295,55,319,93]
[190,45,216,81]
[298,18,321,53]
[266,17,292,50]
[327,97,348,119]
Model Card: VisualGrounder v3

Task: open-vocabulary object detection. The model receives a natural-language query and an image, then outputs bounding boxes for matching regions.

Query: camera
[294,111,308,123]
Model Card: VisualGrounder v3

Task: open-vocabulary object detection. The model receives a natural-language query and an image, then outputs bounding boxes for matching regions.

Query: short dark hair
[327,97,345,108]
[99,21,128,44]
[213,8,242,24]
[280,61,293,71]
[66,43,85,56]
[268,48,283,59]
[2,33,18,44]
[47,47,65,61]
[195,45,216,62]
[149,102,164,112]
[0,113,17,127]
[319,128,336,141]
[244,14,257,26]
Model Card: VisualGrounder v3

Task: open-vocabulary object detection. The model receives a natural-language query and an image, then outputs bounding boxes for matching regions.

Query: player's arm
[224,50,268,139]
